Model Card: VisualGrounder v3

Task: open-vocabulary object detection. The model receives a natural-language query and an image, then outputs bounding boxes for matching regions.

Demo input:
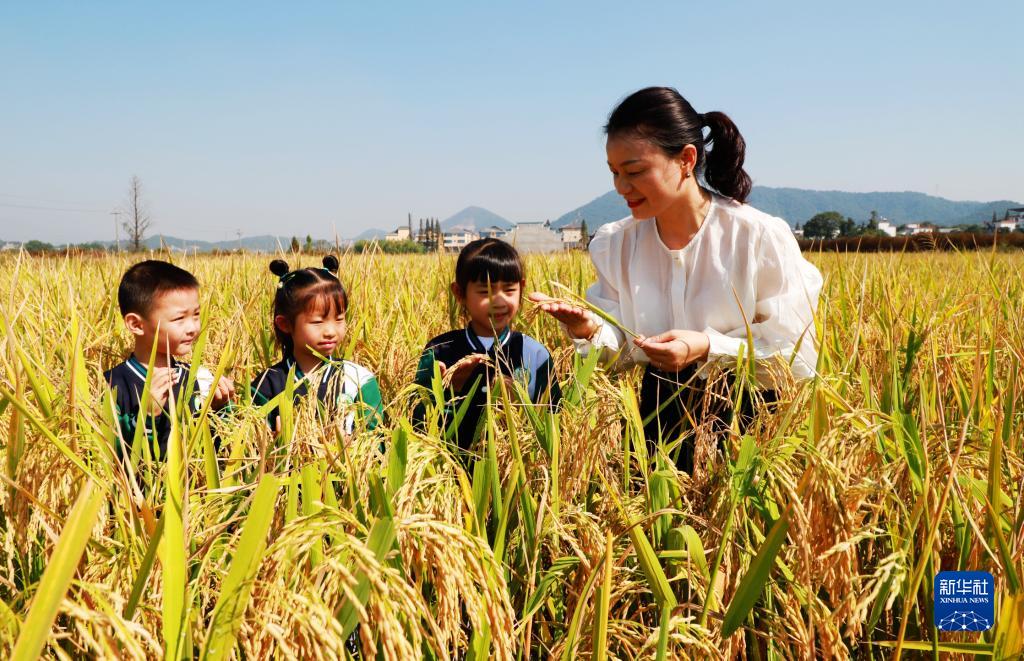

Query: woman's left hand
[634,330,710,372]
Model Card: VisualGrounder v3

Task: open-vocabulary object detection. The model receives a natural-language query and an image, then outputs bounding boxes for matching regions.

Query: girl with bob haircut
[414,238,560,455]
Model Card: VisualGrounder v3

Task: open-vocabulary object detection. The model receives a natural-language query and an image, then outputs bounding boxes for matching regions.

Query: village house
[876,220,897,237]
[479,225,507,239]
[442,229,479,252]
[385,226,412,242]
[898,222,936,236]
[558,223,587,250]
[503,221,562,253]
[992,207,1023,232]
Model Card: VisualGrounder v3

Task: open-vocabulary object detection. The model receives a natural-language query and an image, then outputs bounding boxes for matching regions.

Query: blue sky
[1,1,1021,243]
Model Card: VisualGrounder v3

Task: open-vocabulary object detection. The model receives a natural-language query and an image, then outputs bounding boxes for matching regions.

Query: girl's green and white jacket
[250,357,383,434]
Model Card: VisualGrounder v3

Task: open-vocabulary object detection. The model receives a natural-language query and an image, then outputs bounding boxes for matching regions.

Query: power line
[0,191,109,205]
[0,201,108,213]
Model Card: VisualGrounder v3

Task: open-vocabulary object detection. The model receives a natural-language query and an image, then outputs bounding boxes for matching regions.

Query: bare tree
[122,175,152,251]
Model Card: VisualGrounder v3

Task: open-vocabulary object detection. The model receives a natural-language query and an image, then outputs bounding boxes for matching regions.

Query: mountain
[353,228,387,241]
[553,187,1022,228]
[552,191,627,228]
[140,234,299,252]
[30,234,334,253]
[746,188,1021,227]
[440,206,513,232]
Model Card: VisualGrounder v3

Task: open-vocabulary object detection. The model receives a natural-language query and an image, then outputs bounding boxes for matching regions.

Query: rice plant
[0,248,1021,659]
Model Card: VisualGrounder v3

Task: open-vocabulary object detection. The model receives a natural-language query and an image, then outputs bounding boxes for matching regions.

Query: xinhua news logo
[934,571,994,631]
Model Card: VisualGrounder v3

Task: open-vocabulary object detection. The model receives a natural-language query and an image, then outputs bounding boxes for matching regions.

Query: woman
[530,86,822,472]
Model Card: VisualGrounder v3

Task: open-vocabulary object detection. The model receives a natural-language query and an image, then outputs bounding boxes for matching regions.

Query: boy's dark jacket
[104,355,210,460]
[413,325,561,452]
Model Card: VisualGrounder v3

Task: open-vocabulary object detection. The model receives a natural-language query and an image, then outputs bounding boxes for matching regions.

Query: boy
[104,260,234,459]
[414,238,561,453]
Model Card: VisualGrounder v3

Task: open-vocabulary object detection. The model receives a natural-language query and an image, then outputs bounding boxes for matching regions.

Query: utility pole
[110,209,122,252]
[236,229,242,252]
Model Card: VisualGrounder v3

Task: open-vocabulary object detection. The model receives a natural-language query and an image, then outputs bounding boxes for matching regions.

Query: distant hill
[553,191,627,228]
[140,234,300,252]
[353,228,387,241]
[441,206,513,231]
[20,234,335,253]
[553,187,1022,228]
[747,188,1021,227]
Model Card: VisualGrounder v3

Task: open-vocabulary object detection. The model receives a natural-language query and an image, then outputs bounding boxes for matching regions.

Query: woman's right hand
[528,292,598,340]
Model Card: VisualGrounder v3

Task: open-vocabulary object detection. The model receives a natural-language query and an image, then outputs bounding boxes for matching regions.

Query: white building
[503,221,562,253]
[898,223,936,236]
[994,219,1020,232]
[559,224,586,249]
[443,229,479,252]
[877,221,897,237]
[385,226,412,242]
[479,225,507,239]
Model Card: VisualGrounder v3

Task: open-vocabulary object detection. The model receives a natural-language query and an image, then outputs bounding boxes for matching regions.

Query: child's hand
[211,376,235,409]
[493,373,518,394]
[528,292,597,340]
[148,367,177,415]
[438,355,488,392]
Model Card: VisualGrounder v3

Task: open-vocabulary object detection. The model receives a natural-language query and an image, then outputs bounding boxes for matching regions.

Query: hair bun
[269,259,290,277]
[322,255,339,273]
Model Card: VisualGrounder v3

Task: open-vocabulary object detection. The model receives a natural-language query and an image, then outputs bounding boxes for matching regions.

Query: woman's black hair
[454,238,524,293]
[604,86,752,203]
[270,255,347,357]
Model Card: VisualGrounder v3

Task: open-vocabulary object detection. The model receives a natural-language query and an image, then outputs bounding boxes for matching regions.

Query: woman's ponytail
[701,111,752,203]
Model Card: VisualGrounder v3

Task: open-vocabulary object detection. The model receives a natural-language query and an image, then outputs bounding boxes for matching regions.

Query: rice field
[0,248,1021,659]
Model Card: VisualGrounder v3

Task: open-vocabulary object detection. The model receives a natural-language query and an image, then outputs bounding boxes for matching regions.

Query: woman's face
[606,134,689,219]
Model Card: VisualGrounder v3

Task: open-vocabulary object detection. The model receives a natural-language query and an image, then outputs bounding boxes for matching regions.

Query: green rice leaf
[201,474,280,661]
[11,479,105,661]
[720,511,790,638]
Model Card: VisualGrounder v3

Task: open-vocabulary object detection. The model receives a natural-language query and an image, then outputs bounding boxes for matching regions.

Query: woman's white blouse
[574,193,823,382]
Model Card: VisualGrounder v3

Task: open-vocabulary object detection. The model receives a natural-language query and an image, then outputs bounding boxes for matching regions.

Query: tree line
[799,210,890,239]
[799,209,1022,239]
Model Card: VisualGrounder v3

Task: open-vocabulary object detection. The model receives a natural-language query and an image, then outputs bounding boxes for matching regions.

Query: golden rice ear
[322,255,339,273]
[269,259,290,277]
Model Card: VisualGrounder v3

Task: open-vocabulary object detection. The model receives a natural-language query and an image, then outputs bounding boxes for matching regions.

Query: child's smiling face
[130,287,202,358]
[276,298,347,362]
[455,279,524,337]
